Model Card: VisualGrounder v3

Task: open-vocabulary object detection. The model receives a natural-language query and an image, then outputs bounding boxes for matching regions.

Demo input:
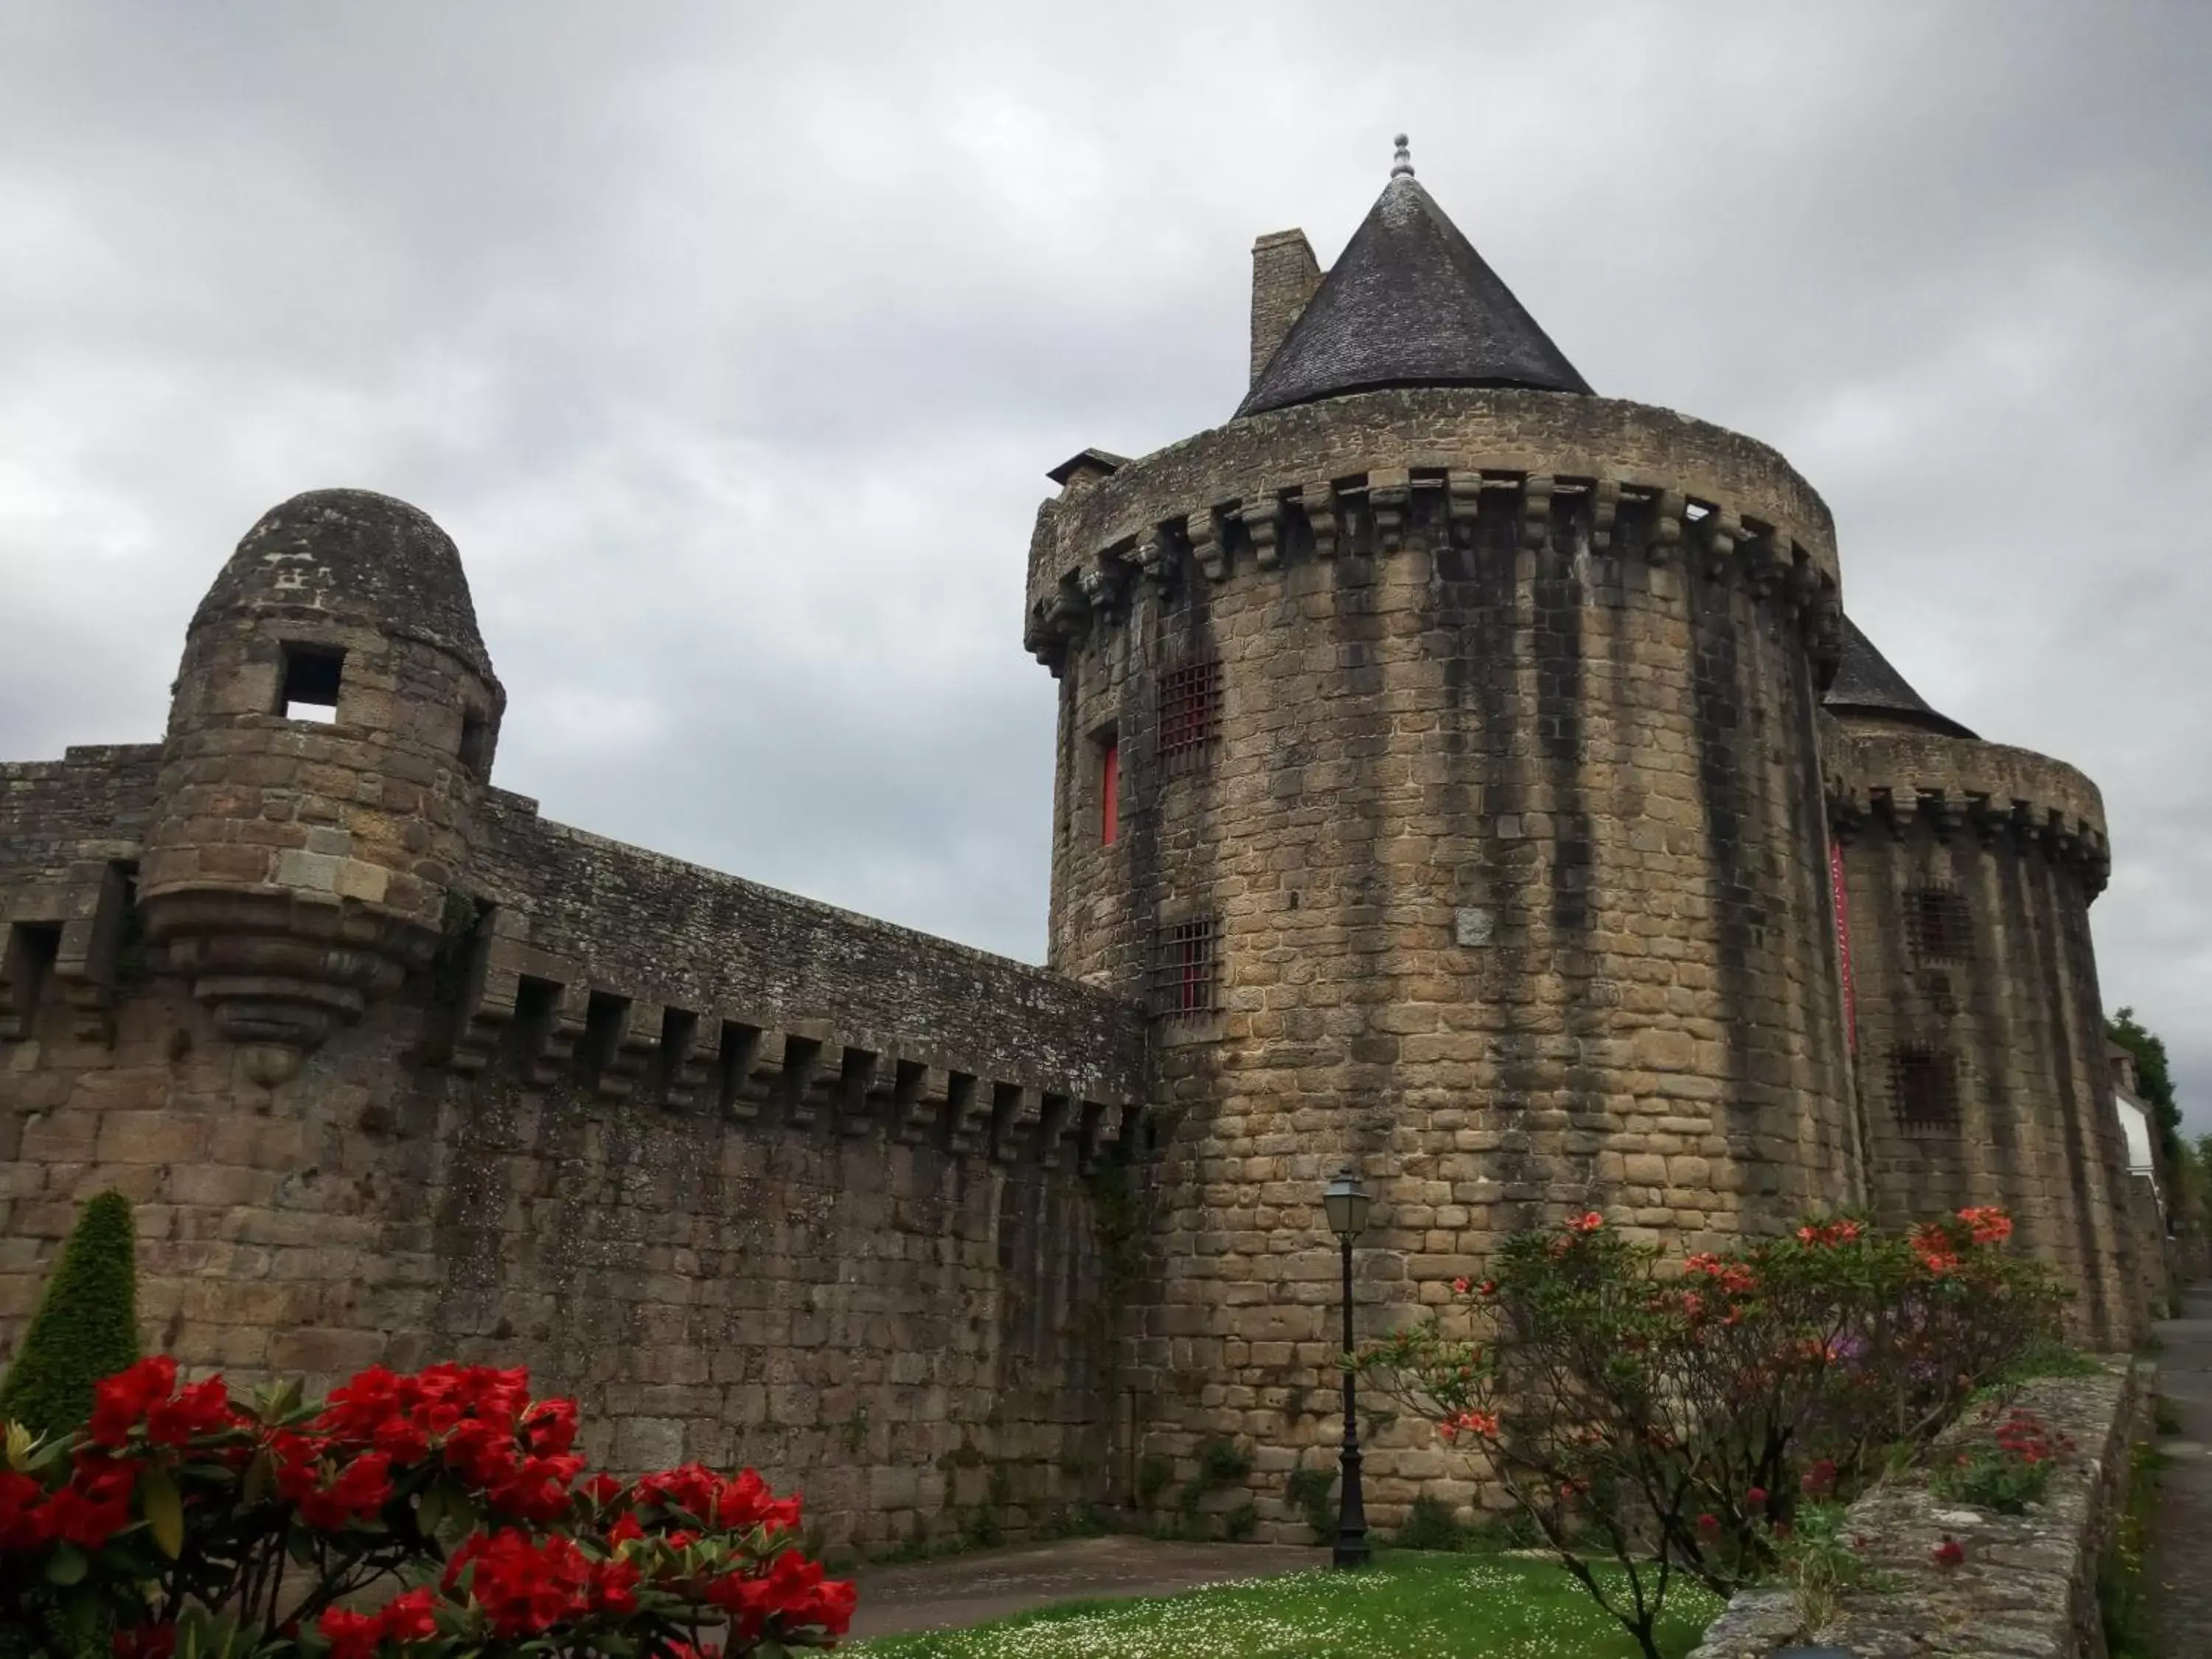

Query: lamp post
[1321,1166,1373,1568]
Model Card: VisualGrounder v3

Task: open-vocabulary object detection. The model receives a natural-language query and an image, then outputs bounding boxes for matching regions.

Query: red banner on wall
[1829,838,1857,1054]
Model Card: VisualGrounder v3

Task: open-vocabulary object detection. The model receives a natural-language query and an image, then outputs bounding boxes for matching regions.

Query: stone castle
[0,146,2157,1544]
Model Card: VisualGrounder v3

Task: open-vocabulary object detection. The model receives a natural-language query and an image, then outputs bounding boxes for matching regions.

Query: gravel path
[2148,1281,2212,1655]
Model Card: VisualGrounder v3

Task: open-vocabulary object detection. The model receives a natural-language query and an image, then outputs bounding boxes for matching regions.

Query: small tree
[1357,1209,2064,1659]
[0,1191,139,1439]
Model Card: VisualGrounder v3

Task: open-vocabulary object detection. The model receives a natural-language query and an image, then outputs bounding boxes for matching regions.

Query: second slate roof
[1824,616,1978,740]
[1237,173,1592,419]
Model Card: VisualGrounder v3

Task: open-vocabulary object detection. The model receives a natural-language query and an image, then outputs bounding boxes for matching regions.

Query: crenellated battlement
[1826,726,2110,894]
[422,790,1148,1166]
[1024,387,1842,672]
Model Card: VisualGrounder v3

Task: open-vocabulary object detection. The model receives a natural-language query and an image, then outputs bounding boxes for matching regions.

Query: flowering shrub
[1928,1404,2073,1514]
[1355,1207,2062,1659]
[0,1357,854,1657]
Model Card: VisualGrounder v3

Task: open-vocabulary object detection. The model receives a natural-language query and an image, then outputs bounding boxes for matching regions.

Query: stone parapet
[1829,728,2110,894]
[439,791,1148,1158]
[1691,1361,2148,1658]
[1024,388,1842,675]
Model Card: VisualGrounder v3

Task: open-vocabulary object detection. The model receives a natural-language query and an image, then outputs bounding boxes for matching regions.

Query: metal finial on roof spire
[1391,133,1414,178]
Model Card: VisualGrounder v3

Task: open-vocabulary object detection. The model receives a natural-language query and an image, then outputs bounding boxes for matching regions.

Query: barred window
[1149,917,1221,1022]
[1891,1045,1959,1128]
[1156,658,1222,773]
[1909,887,1972,962]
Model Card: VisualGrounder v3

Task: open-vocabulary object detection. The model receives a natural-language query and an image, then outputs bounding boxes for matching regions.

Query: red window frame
[1100,740,1119,845]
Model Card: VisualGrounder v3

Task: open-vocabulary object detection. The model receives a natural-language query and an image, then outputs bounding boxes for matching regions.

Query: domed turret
[137,490,504,1082]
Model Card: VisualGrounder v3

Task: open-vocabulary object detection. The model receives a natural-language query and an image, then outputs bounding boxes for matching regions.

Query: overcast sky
[3,2,2208,1131]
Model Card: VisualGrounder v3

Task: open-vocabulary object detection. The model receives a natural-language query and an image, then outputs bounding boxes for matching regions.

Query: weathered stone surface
[1691,1363,2146,1659]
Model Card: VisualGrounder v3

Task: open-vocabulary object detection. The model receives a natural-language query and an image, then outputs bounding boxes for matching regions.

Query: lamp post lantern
[1321,1166,1373,1568]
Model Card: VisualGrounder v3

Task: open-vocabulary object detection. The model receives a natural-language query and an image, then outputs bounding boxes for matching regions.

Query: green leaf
[142,1462,186,1558]
[45,1540,87,1585]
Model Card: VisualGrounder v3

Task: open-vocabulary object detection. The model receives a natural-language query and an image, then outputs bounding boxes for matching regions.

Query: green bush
[1394,1492,1468,1552]
[1285,1464,1337,1544]
[0,1190,139,1438]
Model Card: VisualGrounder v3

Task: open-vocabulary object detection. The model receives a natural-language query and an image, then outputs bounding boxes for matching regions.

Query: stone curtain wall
[1830,729,2141,1347]
[1691,1361,2148,1658]
[1035,389,1857,1537]
[1,771,1147,1551]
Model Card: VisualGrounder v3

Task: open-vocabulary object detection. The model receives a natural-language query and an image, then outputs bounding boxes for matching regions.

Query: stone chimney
[1249,229,1321,385]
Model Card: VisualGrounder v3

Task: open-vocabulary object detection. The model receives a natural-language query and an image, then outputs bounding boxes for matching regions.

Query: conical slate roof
[1824,616,1976,740]
[1237,168,1590,419]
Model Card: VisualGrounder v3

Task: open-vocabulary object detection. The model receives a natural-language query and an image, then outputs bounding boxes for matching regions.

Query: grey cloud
[4,0,2208,1128]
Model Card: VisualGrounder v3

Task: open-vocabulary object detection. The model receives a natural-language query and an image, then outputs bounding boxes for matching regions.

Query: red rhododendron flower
[1801,1458,1837,1498]
[88,1355,178,1447]
[1694,1512,1719,1537]
[146,1376,234,1447]
[1957,1206,2013,1245]
[448,1527,592,1635]
[582,1472,624,1506]
[0,1470,52,1550]
[318,1607,383,1659]
[1568,1211,1605,1234]
[112,1624,178,1659]
[1934,1536,1964,1568]
[1745,1486,1768,1507]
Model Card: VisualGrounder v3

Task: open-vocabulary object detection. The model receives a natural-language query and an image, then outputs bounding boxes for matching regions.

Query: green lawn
[849,1551,1724,1659]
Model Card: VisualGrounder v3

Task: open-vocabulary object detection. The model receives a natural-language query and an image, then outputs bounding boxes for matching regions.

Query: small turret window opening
[1149,916,1221,1022]
[1909,887,1972,962]
[1891,1044,1960,1128]
[1097,730,1120,845]
[277,644,345,723]
[459,709,491,778]
[1158,657,1222,775]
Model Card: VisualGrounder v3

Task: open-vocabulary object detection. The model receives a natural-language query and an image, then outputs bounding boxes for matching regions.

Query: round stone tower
[1821,619,2140,1344]
[1025,148,1860,1526]
[137,489,503,1084]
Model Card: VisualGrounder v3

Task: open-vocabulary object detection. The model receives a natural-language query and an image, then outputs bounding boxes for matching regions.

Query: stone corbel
[661,1011,716,1111]
[1742,524,1788,599]
[895,1063,952,1146]
[1077,552,1127,626]
[1132,526,1172,587]
[1520,476,1555,552]
[449,959,518,1074]
[1446,473,1484,548]
[1869,787,1913,841]
[1961,795,1998,846]
[1366,469,1411,554]
[1075,1100,1110,1174]
[1589,479,1621,551]
[779,1029,836,1129]
[1649,490,1686,567]
[1239,496,1286,571]
[1301,481,1340,557]
[1926,792,1966,844]
[594,997,664,1102]
[1036,1091,1074,1169]
[1700,507,1741,581]
[948,1071,992,1155]
[527,981,592,1088]
[990,1082,1043,1164]
[1186,508,1226,582]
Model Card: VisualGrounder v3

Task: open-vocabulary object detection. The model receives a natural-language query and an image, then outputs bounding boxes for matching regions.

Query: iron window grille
[1909,887,1972,963]
[1156,658,1222,774]
[1150,917,1221,1022]
[1891,1045,1961,1129]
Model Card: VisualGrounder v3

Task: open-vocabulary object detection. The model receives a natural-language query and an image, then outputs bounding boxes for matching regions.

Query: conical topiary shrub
[0,1189,140,1437]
